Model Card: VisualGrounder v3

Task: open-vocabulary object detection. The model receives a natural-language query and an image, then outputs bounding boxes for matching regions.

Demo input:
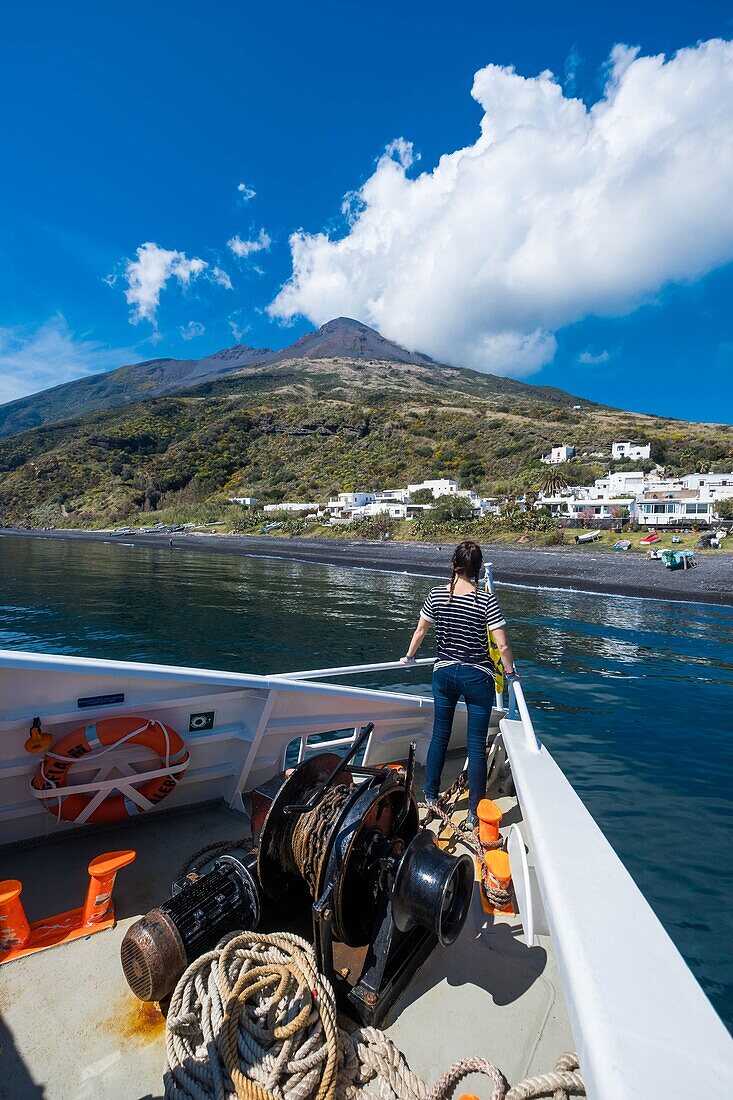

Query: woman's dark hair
[449,540,483,600]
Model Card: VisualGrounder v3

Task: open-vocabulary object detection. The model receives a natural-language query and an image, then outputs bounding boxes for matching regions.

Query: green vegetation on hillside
[0,355,731,528]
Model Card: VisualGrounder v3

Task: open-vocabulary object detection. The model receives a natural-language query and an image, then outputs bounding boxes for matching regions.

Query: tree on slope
[537,467,569,497]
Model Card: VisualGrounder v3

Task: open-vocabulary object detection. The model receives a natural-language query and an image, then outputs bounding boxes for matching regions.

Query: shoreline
[2,527,731,607]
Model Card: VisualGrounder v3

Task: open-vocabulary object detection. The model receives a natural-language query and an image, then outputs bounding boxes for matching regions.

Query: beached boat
[662,548,697,570]
[613,539,631,551]
[1,646,731,1100]
[574,530,600,544]
[640,533,660,544]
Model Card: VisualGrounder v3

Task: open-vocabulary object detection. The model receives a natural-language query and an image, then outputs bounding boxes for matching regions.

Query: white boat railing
[279,658,434,679]
[507,678,540,750]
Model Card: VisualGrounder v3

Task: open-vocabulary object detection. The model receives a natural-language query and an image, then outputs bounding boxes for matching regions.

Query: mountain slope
[0,317,592,439]
[0,345,268,439]
[0,325,730,528]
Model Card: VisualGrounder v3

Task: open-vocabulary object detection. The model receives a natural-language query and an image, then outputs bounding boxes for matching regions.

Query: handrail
[507,677,540,751]
[278,658,434,680]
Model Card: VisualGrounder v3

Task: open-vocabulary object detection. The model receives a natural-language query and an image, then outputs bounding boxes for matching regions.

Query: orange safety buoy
[30,717,189,825]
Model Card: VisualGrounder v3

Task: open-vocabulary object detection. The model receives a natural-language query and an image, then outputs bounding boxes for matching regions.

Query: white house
[680,472,733,498]
[540,445,575,466]
[263,502,323,515]
[612,441,650,461]
[538,492,630,520]
[326,491,376,518]
[407,478,460,499]
[592,471,645,498]
[630,493,715,527]
[229,496,257,507]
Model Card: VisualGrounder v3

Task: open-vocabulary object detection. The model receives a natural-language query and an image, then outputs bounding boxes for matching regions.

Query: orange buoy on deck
[0,850,136,964]
[30,716,189,825]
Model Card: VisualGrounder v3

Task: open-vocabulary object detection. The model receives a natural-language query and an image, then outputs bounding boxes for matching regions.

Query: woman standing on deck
[401,540,517,830]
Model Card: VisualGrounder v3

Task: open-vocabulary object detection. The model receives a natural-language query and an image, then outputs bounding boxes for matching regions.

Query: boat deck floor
[0,759,574,1099]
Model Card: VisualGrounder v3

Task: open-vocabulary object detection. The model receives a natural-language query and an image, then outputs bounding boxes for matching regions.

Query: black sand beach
[2,528,731,606]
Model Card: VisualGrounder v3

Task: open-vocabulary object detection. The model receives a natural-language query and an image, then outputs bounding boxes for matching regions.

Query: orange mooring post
[83,850,137,925]
[0,849,136,965]
[483,849,514,915]
[0,880,31,954]
[476,797,502,846]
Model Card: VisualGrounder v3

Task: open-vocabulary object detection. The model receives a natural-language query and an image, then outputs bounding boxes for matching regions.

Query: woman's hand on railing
[399,655,417,665]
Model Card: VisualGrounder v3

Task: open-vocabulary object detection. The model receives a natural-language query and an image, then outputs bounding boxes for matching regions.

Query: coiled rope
[163,931,584,1100]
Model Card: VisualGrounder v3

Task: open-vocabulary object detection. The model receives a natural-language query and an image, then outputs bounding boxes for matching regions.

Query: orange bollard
[477,798,502,846]
[1,848,136,965]
[83,850,137,926]
[0,880,31,953]
[483,849,514,915]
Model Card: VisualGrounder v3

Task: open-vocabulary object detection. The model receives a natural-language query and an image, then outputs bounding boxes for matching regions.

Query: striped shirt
[420,585,506,675]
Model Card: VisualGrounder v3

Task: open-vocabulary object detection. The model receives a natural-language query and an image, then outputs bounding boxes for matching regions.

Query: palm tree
[538,467,569,497]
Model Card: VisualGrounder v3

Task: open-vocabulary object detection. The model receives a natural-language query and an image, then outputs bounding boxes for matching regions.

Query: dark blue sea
[1,534,731,1030]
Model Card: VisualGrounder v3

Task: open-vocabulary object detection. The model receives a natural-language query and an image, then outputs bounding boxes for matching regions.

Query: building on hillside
[540,445,575,465]
[406,478,460,499]
[229,496,257,507]
[349,501,433,521]
[537,492,631,521]
[680,472,733,497]
[592,471,645,497]
[629,475,733,527]
[374,488,409,504]
[326,491,376,518]
[630,492,714,527]
[612,441,650,461]
[262,502,323,515]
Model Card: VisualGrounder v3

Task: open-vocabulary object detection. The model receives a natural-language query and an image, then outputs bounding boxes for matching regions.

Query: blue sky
[0,1,731,421]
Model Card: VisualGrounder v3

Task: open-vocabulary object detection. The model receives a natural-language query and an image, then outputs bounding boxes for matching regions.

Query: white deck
[0,650,731,1098]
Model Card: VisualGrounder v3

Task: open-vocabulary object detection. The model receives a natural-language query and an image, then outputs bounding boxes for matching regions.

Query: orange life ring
[31,716,189,825]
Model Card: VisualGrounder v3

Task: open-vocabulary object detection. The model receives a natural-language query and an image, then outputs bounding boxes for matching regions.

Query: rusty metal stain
[117,995,166,1044]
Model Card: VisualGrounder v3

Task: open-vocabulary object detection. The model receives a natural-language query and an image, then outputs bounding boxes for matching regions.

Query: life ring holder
[30,717,189,826]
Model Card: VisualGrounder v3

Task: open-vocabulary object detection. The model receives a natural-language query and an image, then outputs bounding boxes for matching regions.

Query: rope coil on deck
[163,930,584,1100]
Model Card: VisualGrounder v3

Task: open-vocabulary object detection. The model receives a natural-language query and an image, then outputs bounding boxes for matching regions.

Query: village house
[540,445,575,465]
[611,441,651,461]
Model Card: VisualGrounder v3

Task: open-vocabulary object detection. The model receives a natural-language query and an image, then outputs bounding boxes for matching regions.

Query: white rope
[163,931,584,1100]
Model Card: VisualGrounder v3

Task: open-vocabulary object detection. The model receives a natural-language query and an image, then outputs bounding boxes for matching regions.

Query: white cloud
[237,182,256,201]
[180,320,206,341]
[209,266,233,290]
[111,243,232,326]
[228,229,271,259]
[119,242,208,326]
[0,315,134,404]
[578,348,611,364]
[229,318,249,342]
[269,39,733,377]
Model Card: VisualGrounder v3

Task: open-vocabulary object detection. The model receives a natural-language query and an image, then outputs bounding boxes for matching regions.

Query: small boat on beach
[662,548,697,570]
[574,530,600,544]
[613,539,631,551]
[640,533,661,545]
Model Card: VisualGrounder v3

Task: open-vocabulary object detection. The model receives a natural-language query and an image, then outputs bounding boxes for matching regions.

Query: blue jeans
[425,663,495,813]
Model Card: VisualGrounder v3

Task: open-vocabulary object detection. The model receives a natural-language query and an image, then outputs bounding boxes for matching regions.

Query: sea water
[1,534,731,1030]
